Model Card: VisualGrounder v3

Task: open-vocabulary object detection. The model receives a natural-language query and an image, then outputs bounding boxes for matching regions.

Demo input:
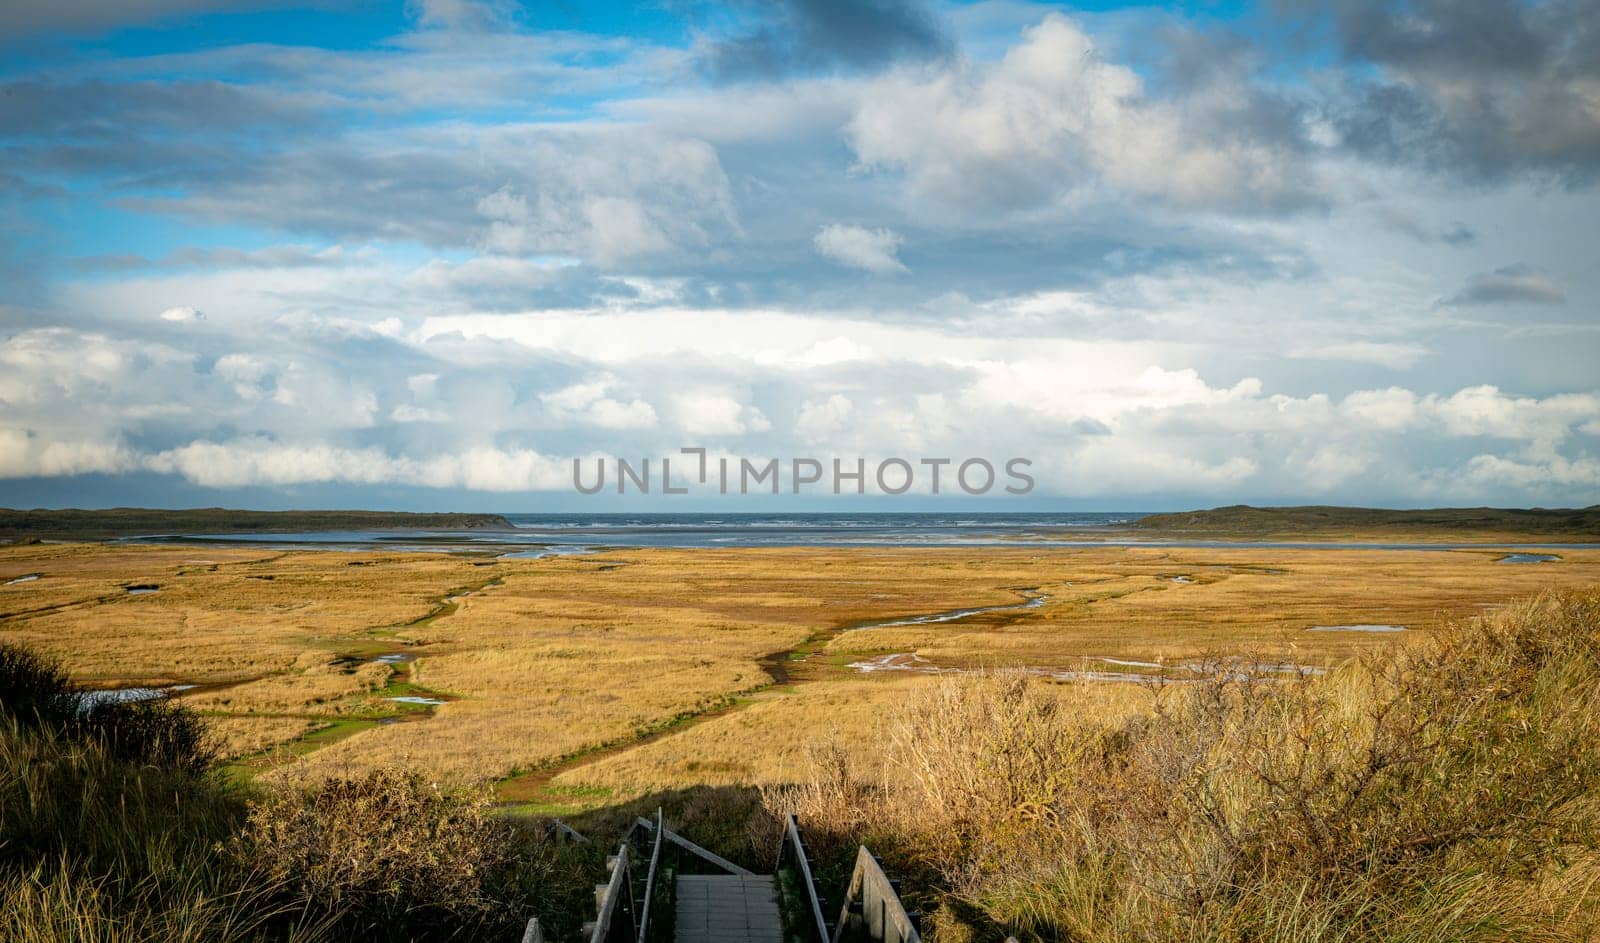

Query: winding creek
[847,588,1050,629]
[38,556,1387,803]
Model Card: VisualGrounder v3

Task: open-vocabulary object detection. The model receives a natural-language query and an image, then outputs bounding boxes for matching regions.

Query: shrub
[237,767,565,940]
[767,590,1600,943]
[1,643,585,941]
[0,641,216,774]
[0,642,76,724]
[0,711,326,943]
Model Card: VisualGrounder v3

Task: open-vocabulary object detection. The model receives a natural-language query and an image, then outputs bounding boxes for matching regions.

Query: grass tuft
[767,589,1600,942]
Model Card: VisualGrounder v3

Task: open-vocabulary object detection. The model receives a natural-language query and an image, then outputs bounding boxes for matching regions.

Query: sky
[1,0,1597,512]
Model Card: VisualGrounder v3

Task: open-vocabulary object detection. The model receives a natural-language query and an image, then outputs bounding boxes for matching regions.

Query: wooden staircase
[563,810,919,943]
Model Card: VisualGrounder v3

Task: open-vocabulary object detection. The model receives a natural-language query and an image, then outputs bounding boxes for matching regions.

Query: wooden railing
[773,815,919,943]
[830,847,920,943]
[776,814,830,943]
[521,916,544,943]
[572,811,919,943]
[585,809,664,943]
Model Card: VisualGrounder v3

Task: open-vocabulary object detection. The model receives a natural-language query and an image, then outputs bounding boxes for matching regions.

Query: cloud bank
[1,0,1597,508]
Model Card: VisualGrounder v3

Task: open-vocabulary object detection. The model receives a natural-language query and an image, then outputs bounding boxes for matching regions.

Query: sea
[125,512,1600,553]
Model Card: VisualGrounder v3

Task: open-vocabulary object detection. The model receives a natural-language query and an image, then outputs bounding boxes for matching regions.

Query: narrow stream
[848,589,1048,629]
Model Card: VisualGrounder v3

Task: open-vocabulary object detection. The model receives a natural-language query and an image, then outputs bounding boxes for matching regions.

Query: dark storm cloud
[1444,264,1567,306]
[1369,205,1476,245]
[697,0,953,81]
[1292,0,1600,180]
[0,0,285,40]
[0,80,318,138]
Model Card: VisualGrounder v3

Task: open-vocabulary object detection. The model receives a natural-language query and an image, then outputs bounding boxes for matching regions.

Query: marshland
[2,518,1599,941]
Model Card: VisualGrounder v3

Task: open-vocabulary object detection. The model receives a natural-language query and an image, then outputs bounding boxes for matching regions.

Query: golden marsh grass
[3,541,1597,794]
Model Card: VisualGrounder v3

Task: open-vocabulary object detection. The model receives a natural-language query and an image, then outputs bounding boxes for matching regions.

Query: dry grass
[0,543,490,684]
[556,675,1153,797]
[766,590,1600,942]
[206,716,322,760]
[186,654,392,715]
[0,674,592,943]
[5,541,1599,791]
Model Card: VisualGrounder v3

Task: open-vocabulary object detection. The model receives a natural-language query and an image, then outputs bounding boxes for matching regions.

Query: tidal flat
[3,538,1598,809]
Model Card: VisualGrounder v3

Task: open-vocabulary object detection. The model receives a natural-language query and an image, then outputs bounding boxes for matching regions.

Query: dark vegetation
[0,507,513,540]
[0,642,593,942]
[1134,504,1600,538]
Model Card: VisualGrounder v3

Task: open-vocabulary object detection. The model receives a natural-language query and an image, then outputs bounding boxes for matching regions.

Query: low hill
[1134,504,1600,539]
[0,508,514,539]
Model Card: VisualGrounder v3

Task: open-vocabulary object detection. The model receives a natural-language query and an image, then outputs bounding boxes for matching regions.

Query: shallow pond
[1307,624,1406,632]
[4,573,41,585]
[76,684,196,712]
[1498,553,1558,564]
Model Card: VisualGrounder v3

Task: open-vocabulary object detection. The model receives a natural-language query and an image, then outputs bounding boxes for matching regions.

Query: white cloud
[1288,342,1429,369]
[146,439,570,491]
[1339,388,1419,431]
[813,224,907,274]
[391,404,449,423]
[407,0,516,31]
[0,432,140,478]
[795,394,853,442]
[847,14,1317,216]
[671,392,769,436]
[471,132,736,266]
[1431,386,1600,443]
[540,379,658,430]
[1466,453,1600,489]
[159,305,204,322]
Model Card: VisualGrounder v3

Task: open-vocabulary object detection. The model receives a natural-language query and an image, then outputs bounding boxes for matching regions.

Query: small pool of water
[1498,553,1558,564]
[386,695,446,706]
[372,652,417,665]
[849,653,1163,684]
[4,573,41,585]
[852,590,1048,630]
[1307,624,1406,632]
[76,684,196,712]
[498,546,598,559]
[125,584,160,595]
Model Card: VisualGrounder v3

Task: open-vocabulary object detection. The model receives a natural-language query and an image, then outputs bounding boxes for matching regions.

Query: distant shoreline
[1119,504,1600,542]
[0,508,514,540]
[4,504,1598,547]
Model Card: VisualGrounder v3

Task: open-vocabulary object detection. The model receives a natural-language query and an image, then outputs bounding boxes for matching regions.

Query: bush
[0,643,77,724]
[766,590,1600,943]
[0,711,327,943]
[0,642,586,941]
[0,641,215,774]
[237,767,575,940]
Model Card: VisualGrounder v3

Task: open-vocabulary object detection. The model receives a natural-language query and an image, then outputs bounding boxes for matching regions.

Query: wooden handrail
[588,843,633,943]
[779,815,830,943]
[831,847,920,943]
[635,809,665,943]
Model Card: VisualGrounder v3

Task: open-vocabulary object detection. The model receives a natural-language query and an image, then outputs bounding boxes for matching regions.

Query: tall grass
[766,590,1600,942]
[238,767,599,940]
[0,643,591,942]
